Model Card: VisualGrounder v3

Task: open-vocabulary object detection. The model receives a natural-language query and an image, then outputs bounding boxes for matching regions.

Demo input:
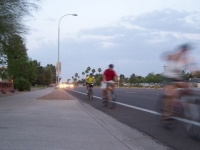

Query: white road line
[68,89,200,126]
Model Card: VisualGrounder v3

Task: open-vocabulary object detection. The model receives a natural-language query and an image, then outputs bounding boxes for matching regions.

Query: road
[66,87,200,150]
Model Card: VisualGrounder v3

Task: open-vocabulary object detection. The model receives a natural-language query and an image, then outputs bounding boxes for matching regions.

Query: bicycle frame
[157,88,200,140]
[88,84,94,100]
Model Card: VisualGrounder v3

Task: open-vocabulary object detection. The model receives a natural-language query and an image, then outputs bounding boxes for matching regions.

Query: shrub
[14,77,30,91]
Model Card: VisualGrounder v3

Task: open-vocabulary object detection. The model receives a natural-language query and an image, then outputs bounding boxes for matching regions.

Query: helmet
[90,73,93,76]
[109,64,114,68]
[179,43,193,52]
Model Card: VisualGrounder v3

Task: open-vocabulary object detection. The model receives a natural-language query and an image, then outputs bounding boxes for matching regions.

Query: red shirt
[103,69,117,81]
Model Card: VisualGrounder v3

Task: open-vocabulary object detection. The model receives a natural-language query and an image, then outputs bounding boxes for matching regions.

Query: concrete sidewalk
[0,88,169,150]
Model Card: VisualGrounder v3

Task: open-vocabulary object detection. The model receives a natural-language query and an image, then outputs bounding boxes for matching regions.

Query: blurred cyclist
[101,64,118,101]
[85,73,95,93]
[162,43,195,120]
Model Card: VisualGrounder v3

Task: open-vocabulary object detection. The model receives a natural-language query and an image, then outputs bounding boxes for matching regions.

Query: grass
[31,86,46,90]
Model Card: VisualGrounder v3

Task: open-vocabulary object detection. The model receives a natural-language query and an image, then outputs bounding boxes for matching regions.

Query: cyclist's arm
[103,74,107,82]
[93,79,96,85]
[114,76,118,82]
[113,70,118,82]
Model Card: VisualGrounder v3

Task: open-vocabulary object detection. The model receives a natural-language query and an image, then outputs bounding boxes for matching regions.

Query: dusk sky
[25,0,200,81]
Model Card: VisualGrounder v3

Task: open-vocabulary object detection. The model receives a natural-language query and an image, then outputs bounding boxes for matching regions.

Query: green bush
[14,77,30,91]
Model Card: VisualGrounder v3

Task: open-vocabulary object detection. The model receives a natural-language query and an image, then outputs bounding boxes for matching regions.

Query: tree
[82,72,85,78]
[5,35,28,80]
[75,73,78,78]
[95,74,102,86]
[136,76,144,84]
[43,66,53,86]
[5,35,38,87]
[32,60,45,86]
[36,66,45,85]
[26,59,37,84]
[120,74,125,80]
[129,73,136,84]
[119,74,125,86]
[154,74,163,83]
[74,78,77,82]
[46,64,56,84]
[85,70,89,76]
[87,67,91,73]
[0,67,9,81]
[92,69,95,74]
[98,68,102,74]
[124,78,129,83]
[0,0,40,55]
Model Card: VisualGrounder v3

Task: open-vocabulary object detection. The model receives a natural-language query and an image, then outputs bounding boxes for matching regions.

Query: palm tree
[82,72,85,78]
[75,73,78,78]
[85,70,89,76]
[98,68,102,74]
[92,69,95,74]
[87,67,91,72]
[120,74,125,80]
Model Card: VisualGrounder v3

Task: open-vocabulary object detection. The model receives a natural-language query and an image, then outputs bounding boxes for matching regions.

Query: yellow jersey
[86,76,95,84]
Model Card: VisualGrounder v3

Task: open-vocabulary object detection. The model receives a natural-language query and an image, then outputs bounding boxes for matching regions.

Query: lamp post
[57,14,77,85]
[112,62,119,87]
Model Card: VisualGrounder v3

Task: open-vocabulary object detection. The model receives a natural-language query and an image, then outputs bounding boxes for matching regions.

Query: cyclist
[162,43,194,120]
[85,73,96,93]
[101,64,118,101]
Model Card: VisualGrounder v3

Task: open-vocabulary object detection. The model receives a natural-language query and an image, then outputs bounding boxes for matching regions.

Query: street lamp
[57,14,77,85]
[112,62,119,87]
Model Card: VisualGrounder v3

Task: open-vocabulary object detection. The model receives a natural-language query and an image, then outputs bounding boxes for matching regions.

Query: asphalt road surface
[65,87,200,150]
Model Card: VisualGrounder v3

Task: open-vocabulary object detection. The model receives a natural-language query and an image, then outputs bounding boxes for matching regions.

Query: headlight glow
[59,84,63,88]
[63,84,67,88]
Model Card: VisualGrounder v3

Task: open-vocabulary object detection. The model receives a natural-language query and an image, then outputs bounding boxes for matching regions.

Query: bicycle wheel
[90,89,93,100]
[110,91,116,109]
[88,88,91,100]
[184,98,200,141]
[104,92,109,107]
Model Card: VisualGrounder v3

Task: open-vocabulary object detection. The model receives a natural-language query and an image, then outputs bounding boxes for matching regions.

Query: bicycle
[87,83,94,100]
[156,88,200,141]
[103,81,117,109]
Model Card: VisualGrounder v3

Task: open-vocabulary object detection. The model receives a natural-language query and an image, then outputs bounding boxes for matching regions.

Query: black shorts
[86,82,93,87]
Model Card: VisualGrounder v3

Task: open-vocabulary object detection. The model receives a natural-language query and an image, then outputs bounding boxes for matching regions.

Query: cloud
[27,9,200,81]
[122,9,200,33]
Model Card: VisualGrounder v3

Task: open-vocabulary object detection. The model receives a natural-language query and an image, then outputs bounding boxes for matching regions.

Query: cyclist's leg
[101,82,107,99]
[86,82,89,92]
[90,84,94,92]
[163,79,178,119]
